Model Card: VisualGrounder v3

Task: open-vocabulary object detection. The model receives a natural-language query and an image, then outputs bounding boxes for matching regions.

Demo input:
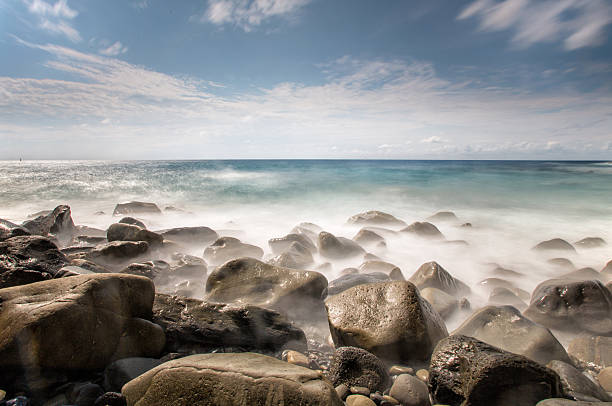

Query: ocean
[1,159,610,328]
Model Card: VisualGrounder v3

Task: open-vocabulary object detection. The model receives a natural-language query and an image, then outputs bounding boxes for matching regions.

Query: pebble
[381,395,400,405]
[416,369,429,383]
[351,386,371,396]
[389,374,430,406]
[389,365,414,376]
[335,383,350,400]
[283,350,310,368]
[598,366,612,392]
[346,394,377,406]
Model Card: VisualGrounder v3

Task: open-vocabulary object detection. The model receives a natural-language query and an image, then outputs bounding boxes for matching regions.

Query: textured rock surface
[327,347,391,393]
[107,223,163,246]
[122,353,343,406]
[568,336,612,372]
[327,273,390,296]
[21,205,75,245]
[389,374,430,406]
[547,360,612,402]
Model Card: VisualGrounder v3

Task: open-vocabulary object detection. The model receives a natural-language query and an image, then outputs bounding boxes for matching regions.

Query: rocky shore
[0,203,611,406]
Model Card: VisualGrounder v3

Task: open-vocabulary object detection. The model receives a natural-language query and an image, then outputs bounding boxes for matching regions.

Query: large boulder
[327,346,391,393]
[347,211,406,227]
[327,272,390,296]
[429,335,563,406]
[159,226,218,246]
[121,353,343,406]
[152,293,306,355]
[0,235,67,288]
[113,202,161,216]
[547,360,612,402]
[107,223,163,246]
[0,274,164,392]
[206,258,328,321]
[568,336,612,372]
[453,305,572,365]
[325,281,448,364]
[269,233,317,254]
[401,222,444,239]
[408,261,470,296]
[524,279,612,336]
[318,231,365,259]
[533,238,576,252]
[203,237,263,265]
[21,205,75,245]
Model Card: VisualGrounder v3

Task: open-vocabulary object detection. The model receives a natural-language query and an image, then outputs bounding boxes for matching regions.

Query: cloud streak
[22,0,81,42]
[201,0,312,31]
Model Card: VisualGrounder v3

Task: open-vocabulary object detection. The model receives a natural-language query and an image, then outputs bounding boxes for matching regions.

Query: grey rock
[353,229,385,245]
[267,241,314,269]
[533,238,576,252]
[203,237,263,265]
[347,211,406,227]
[107,223,163,246]
[318,231,365,259]
[562,267,604,282]
[427,211,459,222]
[401,222,444,239]
[159,226,218,246]
[327,346,391,393]
[408,261,470,297]
[118,217,147,229]
[88,241,149,263]
[269,233,317,254]
[113,202,161,216]
[21,205,75,245]
[574,237,607,248]
[420,287,460,319]
[389,374,430,406]
[488,287,528,310]
[359,261,403,280]
[327,273,390,296]
[548,258,576,270]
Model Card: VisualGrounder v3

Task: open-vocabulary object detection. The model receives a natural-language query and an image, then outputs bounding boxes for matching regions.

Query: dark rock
[547,360,612,402]
[389,374,430,406]
[167,254,207,280]
[21,205,75,245]
[94,392,127,406]
[347,211,406,227]
[327,347,391,393]
[107,223,162,246]
[401,222,444,239]
[152,293,307,355]
[524,279,612,336]
[88,241,149,263]
[574,237,607,248]
[118,217,146,229]
[408,261,470,297]
[453,305,571,365]
[353,229,385,245]
[460,222,472,227]
[533,239,576,252]
[112,202,161,216]
[159,226,218,246]
[104,358,163,392]
[327,273,390,296]
[120,262,157,279]
[269,233,317,254]
[427,211,459,222]
[70,259,112,273]
[318,232,365,259]
[429,335,563,406]
[326,281,448,364]
[73,383,105,406]
[536,399,612,405]
[0,235,67,288]
[54,265,96,278]
[203,237,263,265]
[420,287,460,319]
[121,353,343,406]
[568,336,612,372]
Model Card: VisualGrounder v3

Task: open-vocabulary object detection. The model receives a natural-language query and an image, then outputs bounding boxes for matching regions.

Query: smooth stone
[269,233,317,254]
[73,383,105,406]
[488,287,528,310]
[568,336,612,372]
[267,241,314,269]
[401,222,444,239]
[416,369,429,383]
[548,258,576,270]
[121,353,343,406]
[547,360,612,402]
[409,261,470,297]
[104,358,163,392]
[427,211,459,222]
[389,374,430,406]
[119,217,147,229]
[429,335,563,406]
[327,346,391,393]
[327,273,390,296]
[598,367,612,392]
[203,237,263,265]
[382,395,400,405]
[420,287,460,319]
[335,383,350,400]
[159,226,218,246]
[326,281,448,364]
[88,241,149,262]
[350,386,371,396]
[318,231,365,259]
[283,350,310,368]
[574,237,607,248]
[107,223,163,246]
[533,238,576,252]
[113,202,161,216]
[492,265,524,278]
[347,211,406,227]
[359,260,404,280]
[389,365,414,376]
[354,229,385,245]
[346,394,377,406]
[562,267,604,282]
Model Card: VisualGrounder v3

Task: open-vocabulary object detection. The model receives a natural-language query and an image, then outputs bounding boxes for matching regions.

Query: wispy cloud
[22,0,81,42]
[200,0,312,31]
[99,41,128,56]
[458,0,612,50]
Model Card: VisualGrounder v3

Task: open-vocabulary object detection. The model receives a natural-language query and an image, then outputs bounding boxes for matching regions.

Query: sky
[0,0,611,159]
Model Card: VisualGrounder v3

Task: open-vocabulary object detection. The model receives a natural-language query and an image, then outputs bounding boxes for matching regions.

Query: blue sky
[0,0,611,159]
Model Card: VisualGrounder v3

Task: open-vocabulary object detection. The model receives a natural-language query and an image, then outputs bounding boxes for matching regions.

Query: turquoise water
[1,159,610,318]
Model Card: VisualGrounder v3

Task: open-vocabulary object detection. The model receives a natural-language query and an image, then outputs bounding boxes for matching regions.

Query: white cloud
[22,0,81,42]
[458,0,612,50]
[99,41,128,56]
[132,0,149,10]
[201,0,312,31]
[421,136,444,144]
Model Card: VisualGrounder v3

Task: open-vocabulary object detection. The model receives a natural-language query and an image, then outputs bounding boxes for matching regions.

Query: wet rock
[0,235,67,288]
[0,274,164,393]
[598,367,612,392]
[104,358,163,392]
[420,287,460,319]
[153,293,307,355]
[408,261,470,297]
[267,241,314,269]
[389,365,414,376]
[283,350,310,367]
[327,347,391,393]
[120,262,157,279]
[113,201,161,216]
[327,273,390,296]
[159,226,218,246]
[107,223,163,246]
[70,258,112,273]
[21,205,75,245]
[547,360,612,402]
[574,237,607,248]
[326,281,448,364]
[427,211,459,222]
[291,222,322,243]
[94,392,127,406]
[416,369,429,383]
[353,229,385,245]
[0,224,30,242]
[118,217,147,229]
[389,374,430,406]
[269,233,317,254]
[121,353,343,406]
[346,394,376,406]
[203,237,263,265]
[167,254,207,280]
[533,238,576,252]
[73,383,105,406]
[318,231,365,259]
[488,287,528,310]
[536,399,612,405]
[88,241,149,263]
[359,260,403,280]
[429,335,563,406]
[453,305,571,365]
[401,222,444,239]
[524,279,612,336]
[347,211,406,227]
[54,264,97,278]
[568,336,612,372]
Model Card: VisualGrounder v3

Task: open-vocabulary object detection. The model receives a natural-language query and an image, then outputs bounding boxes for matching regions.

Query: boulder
[602,261,612,279]
[203,237,263,265]
[359,260,403,280]
[533,239,576,252]
[389,374,430,406]
[524,279,612,336]
[55,265,97,278]
[120,262,157,279]
[488,287,528,310]
[159,226,218,246]
[401,222,444,239]
[291,222,322,243]
[547,360,612,402]
[88,241,149,263]
[429,335,563,406]
[94,392,127,406]
[0,274,164,392]
[548,258,576,270]
[408,261,470,297]
[327,273,390,296]
[427,211,459,222]
[113,202,161,216]
[568,336,612,372]
[104,358,163,392]
[166,254,207,280]
[346,394,376,406]
[598,367,612,392]
[107,223,163,246]
[0,224,30,242]
[0,235,67,288]
[318,232,365,259]
[119,217,147,229]
[347,211,406,227]
[420,287,460,319]
[269,233,317,254]
[267,241,314,269]
[353,229,385,245]
[574,237,607,248]
[325,281,448,364]
[121,353,343,406]
[562,267,604,282]
[327,347,391,393]
[453,305,571,366]
[21,205,75,245]
[152,293,306,355]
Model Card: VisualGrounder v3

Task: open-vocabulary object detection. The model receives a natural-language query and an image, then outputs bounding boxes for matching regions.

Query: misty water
[1,159,611,332]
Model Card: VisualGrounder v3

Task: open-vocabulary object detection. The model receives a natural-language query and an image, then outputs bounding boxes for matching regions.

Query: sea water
[1,159,610,328]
